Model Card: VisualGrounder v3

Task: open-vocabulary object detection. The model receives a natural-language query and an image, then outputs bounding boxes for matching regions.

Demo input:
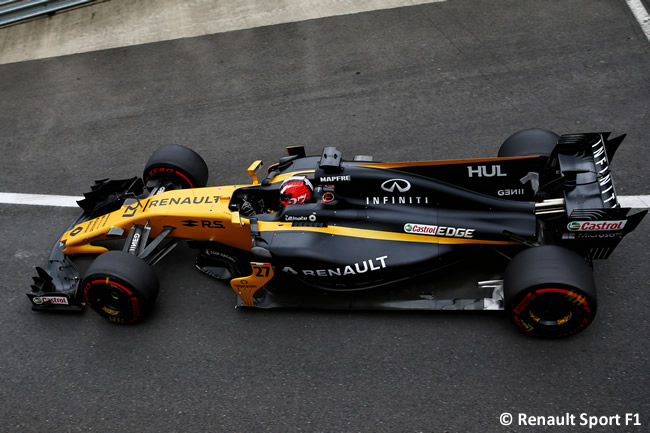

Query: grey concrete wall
[0,0,444,64]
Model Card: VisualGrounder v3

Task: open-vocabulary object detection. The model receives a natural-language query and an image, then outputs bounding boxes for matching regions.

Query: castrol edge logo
[567,220,626,231]
[404,223,475,238]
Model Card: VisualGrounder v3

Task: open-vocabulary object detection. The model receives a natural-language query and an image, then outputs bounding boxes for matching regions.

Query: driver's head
[280,176,313,207]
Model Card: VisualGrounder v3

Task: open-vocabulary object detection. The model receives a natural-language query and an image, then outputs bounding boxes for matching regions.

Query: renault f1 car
[28,129,647,338]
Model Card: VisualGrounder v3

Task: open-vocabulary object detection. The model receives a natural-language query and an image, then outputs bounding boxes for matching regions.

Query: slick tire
[143,144,209,189]
[82,251,159,324]
[504,245,597,338]
[498,128,559,158]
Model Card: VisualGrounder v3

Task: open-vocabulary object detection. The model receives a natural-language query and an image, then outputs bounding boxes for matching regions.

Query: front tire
[143,144,209,189]
[504,246,597,338]
[82,251,159,324]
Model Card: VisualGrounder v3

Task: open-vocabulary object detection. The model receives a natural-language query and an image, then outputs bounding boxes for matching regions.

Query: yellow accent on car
[256,221,519,246]
[351,155,538,169]
[247,160,263,185]
[61,186,254,254]
[230,263,274,307]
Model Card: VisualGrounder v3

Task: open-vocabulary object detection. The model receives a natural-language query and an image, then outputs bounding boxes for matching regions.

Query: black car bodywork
[28,130,647,337]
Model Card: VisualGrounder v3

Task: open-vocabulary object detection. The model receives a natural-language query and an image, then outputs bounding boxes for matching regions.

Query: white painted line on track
[0,193,82,208]
[626,0,650,42]
[2,192,649,210]
[618,194,650,209]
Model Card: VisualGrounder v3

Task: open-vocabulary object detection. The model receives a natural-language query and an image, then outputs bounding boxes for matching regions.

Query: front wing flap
[27,178,145,313]
[27,234,84,312]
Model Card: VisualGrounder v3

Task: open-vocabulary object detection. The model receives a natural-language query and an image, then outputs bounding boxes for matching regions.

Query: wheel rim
[513,287,594,337]
[84,278,141,324]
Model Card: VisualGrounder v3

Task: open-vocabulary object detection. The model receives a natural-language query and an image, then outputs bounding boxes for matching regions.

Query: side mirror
[247,160,263,185]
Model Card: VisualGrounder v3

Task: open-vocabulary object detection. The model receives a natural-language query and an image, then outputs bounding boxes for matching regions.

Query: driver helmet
[280,176,313,207]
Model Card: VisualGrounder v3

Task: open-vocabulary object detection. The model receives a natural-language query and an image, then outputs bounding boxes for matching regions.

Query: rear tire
[498,128,559,158]
[504,245,597,338]
[82,251,159,324]
[143,144,208,189]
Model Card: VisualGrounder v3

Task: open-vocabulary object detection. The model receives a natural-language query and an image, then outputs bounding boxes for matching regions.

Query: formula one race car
[28,129,647,338]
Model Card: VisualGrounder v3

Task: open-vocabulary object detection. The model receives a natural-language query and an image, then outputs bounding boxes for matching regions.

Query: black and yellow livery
[27,129,646,337]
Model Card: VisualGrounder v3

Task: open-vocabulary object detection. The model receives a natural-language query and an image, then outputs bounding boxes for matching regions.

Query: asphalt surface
[1,1,649,432]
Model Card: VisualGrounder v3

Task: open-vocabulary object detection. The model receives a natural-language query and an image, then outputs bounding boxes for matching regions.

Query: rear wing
[552,133,647,259]
[554,133,624,214]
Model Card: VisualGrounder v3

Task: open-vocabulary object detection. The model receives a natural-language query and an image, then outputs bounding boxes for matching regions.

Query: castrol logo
[567,220,626,231]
